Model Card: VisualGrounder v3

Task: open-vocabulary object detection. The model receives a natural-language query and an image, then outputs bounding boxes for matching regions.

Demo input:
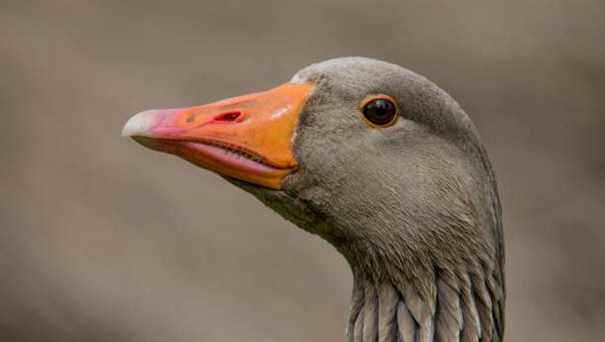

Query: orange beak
[122,83,314,189]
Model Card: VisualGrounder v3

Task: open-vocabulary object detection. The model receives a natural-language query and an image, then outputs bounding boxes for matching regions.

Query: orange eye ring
[359,94,399,128]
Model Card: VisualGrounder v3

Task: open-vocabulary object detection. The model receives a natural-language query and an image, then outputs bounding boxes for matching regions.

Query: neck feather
[346,261,503,342]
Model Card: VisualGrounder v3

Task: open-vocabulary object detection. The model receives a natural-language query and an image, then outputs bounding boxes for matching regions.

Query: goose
[122,57,505,342]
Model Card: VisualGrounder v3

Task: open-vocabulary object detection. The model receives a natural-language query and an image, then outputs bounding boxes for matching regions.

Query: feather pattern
[354,305,365,342]
[349,280,367,342]
[378,284,399,342]
[396,301,417,342]
[362,285,379,342]
[348,271,501,342]
[435,276,462,342]
[460,274,481,342]
[472,276,495,342]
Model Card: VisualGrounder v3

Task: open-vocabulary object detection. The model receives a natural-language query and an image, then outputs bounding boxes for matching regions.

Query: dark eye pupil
[362,99,397,125]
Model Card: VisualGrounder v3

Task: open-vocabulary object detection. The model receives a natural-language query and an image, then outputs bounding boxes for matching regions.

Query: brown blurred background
[2,1,604,341]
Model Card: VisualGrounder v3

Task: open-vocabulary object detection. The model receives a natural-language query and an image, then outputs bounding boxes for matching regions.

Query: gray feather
[473,278,494,342]
[354,306,365,342]
[396,301,417,342]
[363,286,379,342]
[349,280,366,342]
[378,284,399,342]
[460,274,481,342]
[435,277,462,342]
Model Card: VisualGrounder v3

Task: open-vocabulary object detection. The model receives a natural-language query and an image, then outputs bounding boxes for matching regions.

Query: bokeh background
[2,1,604,341]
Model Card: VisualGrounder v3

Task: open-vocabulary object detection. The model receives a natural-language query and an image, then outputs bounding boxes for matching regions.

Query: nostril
[213,111,242,123]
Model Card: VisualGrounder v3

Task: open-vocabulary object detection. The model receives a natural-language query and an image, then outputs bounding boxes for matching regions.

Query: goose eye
[361,96,398,127]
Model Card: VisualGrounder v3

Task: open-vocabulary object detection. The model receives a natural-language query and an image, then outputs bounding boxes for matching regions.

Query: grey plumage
[377,284,398,342]
[397,300,417,342]
[235,57,505,342]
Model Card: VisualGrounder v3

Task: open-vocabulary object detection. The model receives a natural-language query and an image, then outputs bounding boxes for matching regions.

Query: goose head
[123,57,505,342]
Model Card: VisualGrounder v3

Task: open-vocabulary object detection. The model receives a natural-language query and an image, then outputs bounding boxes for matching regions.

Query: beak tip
[121,109,162,138]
